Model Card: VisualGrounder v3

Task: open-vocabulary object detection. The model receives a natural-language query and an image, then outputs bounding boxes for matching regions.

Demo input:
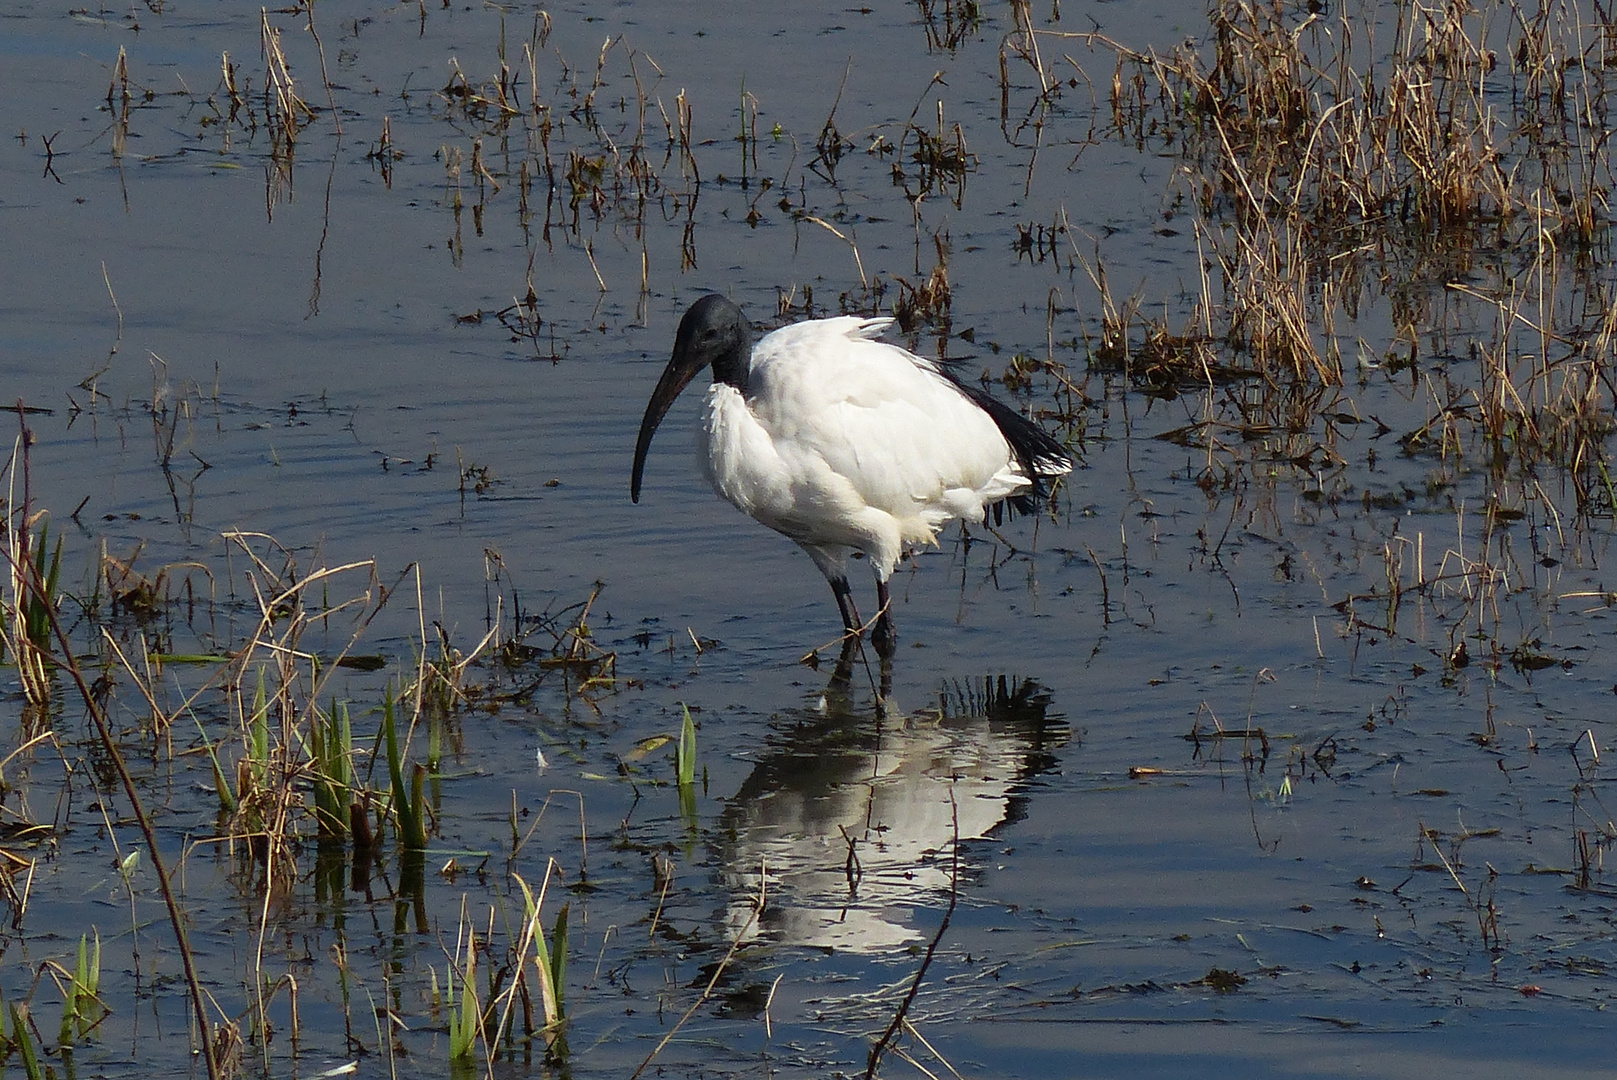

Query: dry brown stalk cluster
[1019,0,1617,511]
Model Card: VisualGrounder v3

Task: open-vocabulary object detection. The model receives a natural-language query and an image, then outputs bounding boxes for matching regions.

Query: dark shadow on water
[715,670,1069,953]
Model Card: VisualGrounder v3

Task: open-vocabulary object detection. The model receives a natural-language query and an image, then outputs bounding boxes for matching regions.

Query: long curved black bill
[631,352,704,503]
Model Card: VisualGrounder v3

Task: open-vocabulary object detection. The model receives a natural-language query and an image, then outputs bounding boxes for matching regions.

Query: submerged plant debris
[2,1,1617,1078]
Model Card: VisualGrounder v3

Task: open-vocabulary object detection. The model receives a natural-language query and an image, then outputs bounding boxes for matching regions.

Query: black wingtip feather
[943,376,1072,520]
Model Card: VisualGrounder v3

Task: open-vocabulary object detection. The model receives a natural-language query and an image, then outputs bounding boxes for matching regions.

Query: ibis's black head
[631,294,753,502]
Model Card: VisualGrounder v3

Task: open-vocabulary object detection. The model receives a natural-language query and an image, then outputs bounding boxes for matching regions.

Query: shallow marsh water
[1,1,1616,1078]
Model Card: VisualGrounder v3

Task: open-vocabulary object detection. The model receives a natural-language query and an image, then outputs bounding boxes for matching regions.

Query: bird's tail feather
[950,383,1072,520]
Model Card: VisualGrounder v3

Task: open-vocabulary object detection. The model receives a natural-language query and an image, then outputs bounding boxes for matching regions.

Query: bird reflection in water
[717,674,1068,952]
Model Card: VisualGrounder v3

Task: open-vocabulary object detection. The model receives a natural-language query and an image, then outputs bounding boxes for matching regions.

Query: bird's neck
[710,335,752,391]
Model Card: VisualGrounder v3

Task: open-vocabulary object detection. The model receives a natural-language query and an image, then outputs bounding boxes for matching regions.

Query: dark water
[1,1,1615,1078]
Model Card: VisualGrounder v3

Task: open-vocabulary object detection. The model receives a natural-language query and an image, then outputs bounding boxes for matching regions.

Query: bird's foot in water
[829,634,861,686]
[828,633,892,697]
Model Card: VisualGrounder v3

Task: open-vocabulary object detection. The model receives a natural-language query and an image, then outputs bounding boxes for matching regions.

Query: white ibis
[631,294,1072,658]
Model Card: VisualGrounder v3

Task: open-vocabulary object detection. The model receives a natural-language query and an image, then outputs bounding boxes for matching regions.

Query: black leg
[829,576,863,635]
[871,579,896,658]
[831,633,861,687]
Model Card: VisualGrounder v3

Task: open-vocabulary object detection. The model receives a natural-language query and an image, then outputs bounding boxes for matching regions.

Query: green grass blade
[384,688,425,850]
[549,904,568,1020]
[11,1002,42,1080]
[676,703,697,788]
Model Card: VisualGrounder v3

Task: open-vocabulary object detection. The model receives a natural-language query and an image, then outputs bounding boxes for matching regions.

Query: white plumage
[632,295,1071,658]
